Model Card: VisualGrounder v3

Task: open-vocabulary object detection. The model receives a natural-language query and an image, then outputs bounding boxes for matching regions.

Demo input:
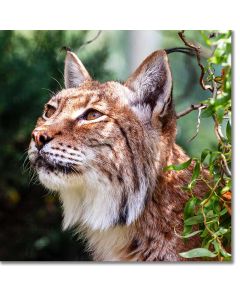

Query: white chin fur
[59,170,122,231]
[38,170,63,191]
[37,168,79,191]
[38,168,148,232]
[38,167,121,231]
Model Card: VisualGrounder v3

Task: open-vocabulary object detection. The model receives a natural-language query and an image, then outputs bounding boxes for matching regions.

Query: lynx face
[29,50,174,230]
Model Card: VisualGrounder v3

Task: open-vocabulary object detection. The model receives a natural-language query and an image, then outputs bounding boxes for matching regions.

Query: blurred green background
[0,30,217,261]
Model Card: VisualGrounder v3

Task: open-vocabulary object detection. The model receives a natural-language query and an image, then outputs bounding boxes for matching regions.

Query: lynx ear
[125,50,172,122]
[64,51,91,89]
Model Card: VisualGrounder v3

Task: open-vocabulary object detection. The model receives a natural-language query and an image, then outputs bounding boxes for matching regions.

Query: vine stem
[200,176,231,215]
[199,178,229,259]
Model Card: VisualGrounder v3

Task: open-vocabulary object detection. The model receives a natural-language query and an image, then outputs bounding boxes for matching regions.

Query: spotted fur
[29,49,209,261]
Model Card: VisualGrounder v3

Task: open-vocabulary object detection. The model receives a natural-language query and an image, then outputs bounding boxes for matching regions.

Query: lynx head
[28,49,175,230]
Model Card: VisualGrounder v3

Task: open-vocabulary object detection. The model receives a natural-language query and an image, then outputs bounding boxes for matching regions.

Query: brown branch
[176,103,207,119]
[178,31,213,92]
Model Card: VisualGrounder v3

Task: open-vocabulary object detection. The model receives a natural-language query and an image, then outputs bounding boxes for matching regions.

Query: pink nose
[32,130,52,150]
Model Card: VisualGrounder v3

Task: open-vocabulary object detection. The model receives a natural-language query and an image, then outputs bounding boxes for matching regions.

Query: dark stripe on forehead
[81,93,92,107]
[90,98,105,106]
[79,91,107,107]
[53,94,80,103]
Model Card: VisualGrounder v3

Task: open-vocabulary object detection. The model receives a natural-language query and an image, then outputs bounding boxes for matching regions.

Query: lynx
[28,49,208,261]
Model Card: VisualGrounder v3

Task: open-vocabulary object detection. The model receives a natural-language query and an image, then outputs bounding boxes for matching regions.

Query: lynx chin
[29,49,208,261]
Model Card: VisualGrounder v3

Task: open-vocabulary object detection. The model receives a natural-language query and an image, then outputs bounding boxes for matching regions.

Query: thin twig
[220,154,232,177]
[61,31,102,55]
[210,70,226,144]
[178,31,213,92]
[213,115,226,143]
[78,30,102,51]
[188,105,205,142]
[176,103,207,119]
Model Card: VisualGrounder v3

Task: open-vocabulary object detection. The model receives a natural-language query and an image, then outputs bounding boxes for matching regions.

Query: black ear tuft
[61,46,72,52]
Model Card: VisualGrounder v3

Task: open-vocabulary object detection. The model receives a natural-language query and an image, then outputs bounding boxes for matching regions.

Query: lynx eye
[44,104,56,118]
[84,109,103,121]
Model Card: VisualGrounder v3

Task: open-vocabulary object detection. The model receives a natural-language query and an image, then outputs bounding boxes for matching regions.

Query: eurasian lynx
[29,49,208,261]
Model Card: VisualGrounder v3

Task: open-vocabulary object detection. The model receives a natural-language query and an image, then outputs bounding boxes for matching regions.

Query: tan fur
[29,50,209,261]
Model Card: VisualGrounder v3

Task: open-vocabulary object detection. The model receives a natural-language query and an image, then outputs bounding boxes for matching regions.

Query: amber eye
[84,109,103,121]
[44,104,56,118]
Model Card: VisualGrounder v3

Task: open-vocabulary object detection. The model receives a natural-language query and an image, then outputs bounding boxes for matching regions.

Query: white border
[0,0,238,29]
[0,1,239,300]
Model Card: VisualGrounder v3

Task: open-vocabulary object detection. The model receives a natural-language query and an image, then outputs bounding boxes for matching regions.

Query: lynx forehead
[29,49,207,261]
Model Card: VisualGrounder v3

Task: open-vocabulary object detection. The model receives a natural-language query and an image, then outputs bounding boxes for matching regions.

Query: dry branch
[178,31,213,92]
[176,103,207,119]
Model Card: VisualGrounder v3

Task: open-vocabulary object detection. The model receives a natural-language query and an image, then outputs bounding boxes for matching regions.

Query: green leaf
[184,197,198,219]
[212,198,221,215]
[164,158,192,172]
[219,208,228,216]
[191,160,200,182]
[201,149,210,163]
[212,240,220,253]
[185,215,204,225]
[220,247,231,258]
[221,185,230,194]
[215,106,225,123]
[215,227,228,236]
[200,228,210,238]
[209,151,220,172]
[179,248,217,258]
[223,256,232,261]
[183,197,198,237]
[183,225,193,237]
[201,236,214,248]
[201,106,214,118]
[226,121,231,141]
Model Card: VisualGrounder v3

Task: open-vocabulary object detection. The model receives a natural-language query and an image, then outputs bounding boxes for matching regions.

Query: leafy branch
[166,30,232,261]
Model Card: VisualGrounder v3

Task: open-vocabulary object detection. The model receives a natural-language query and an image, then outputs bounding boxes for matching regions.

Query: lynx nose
[32,129,53,150]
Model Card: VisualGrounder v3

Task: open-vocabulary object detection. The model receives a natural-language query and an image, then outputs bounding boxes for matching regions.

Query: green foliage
[164,158,192,171]
[167,31,232,261]
[180,248,217,259]
[0,31,111,260]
